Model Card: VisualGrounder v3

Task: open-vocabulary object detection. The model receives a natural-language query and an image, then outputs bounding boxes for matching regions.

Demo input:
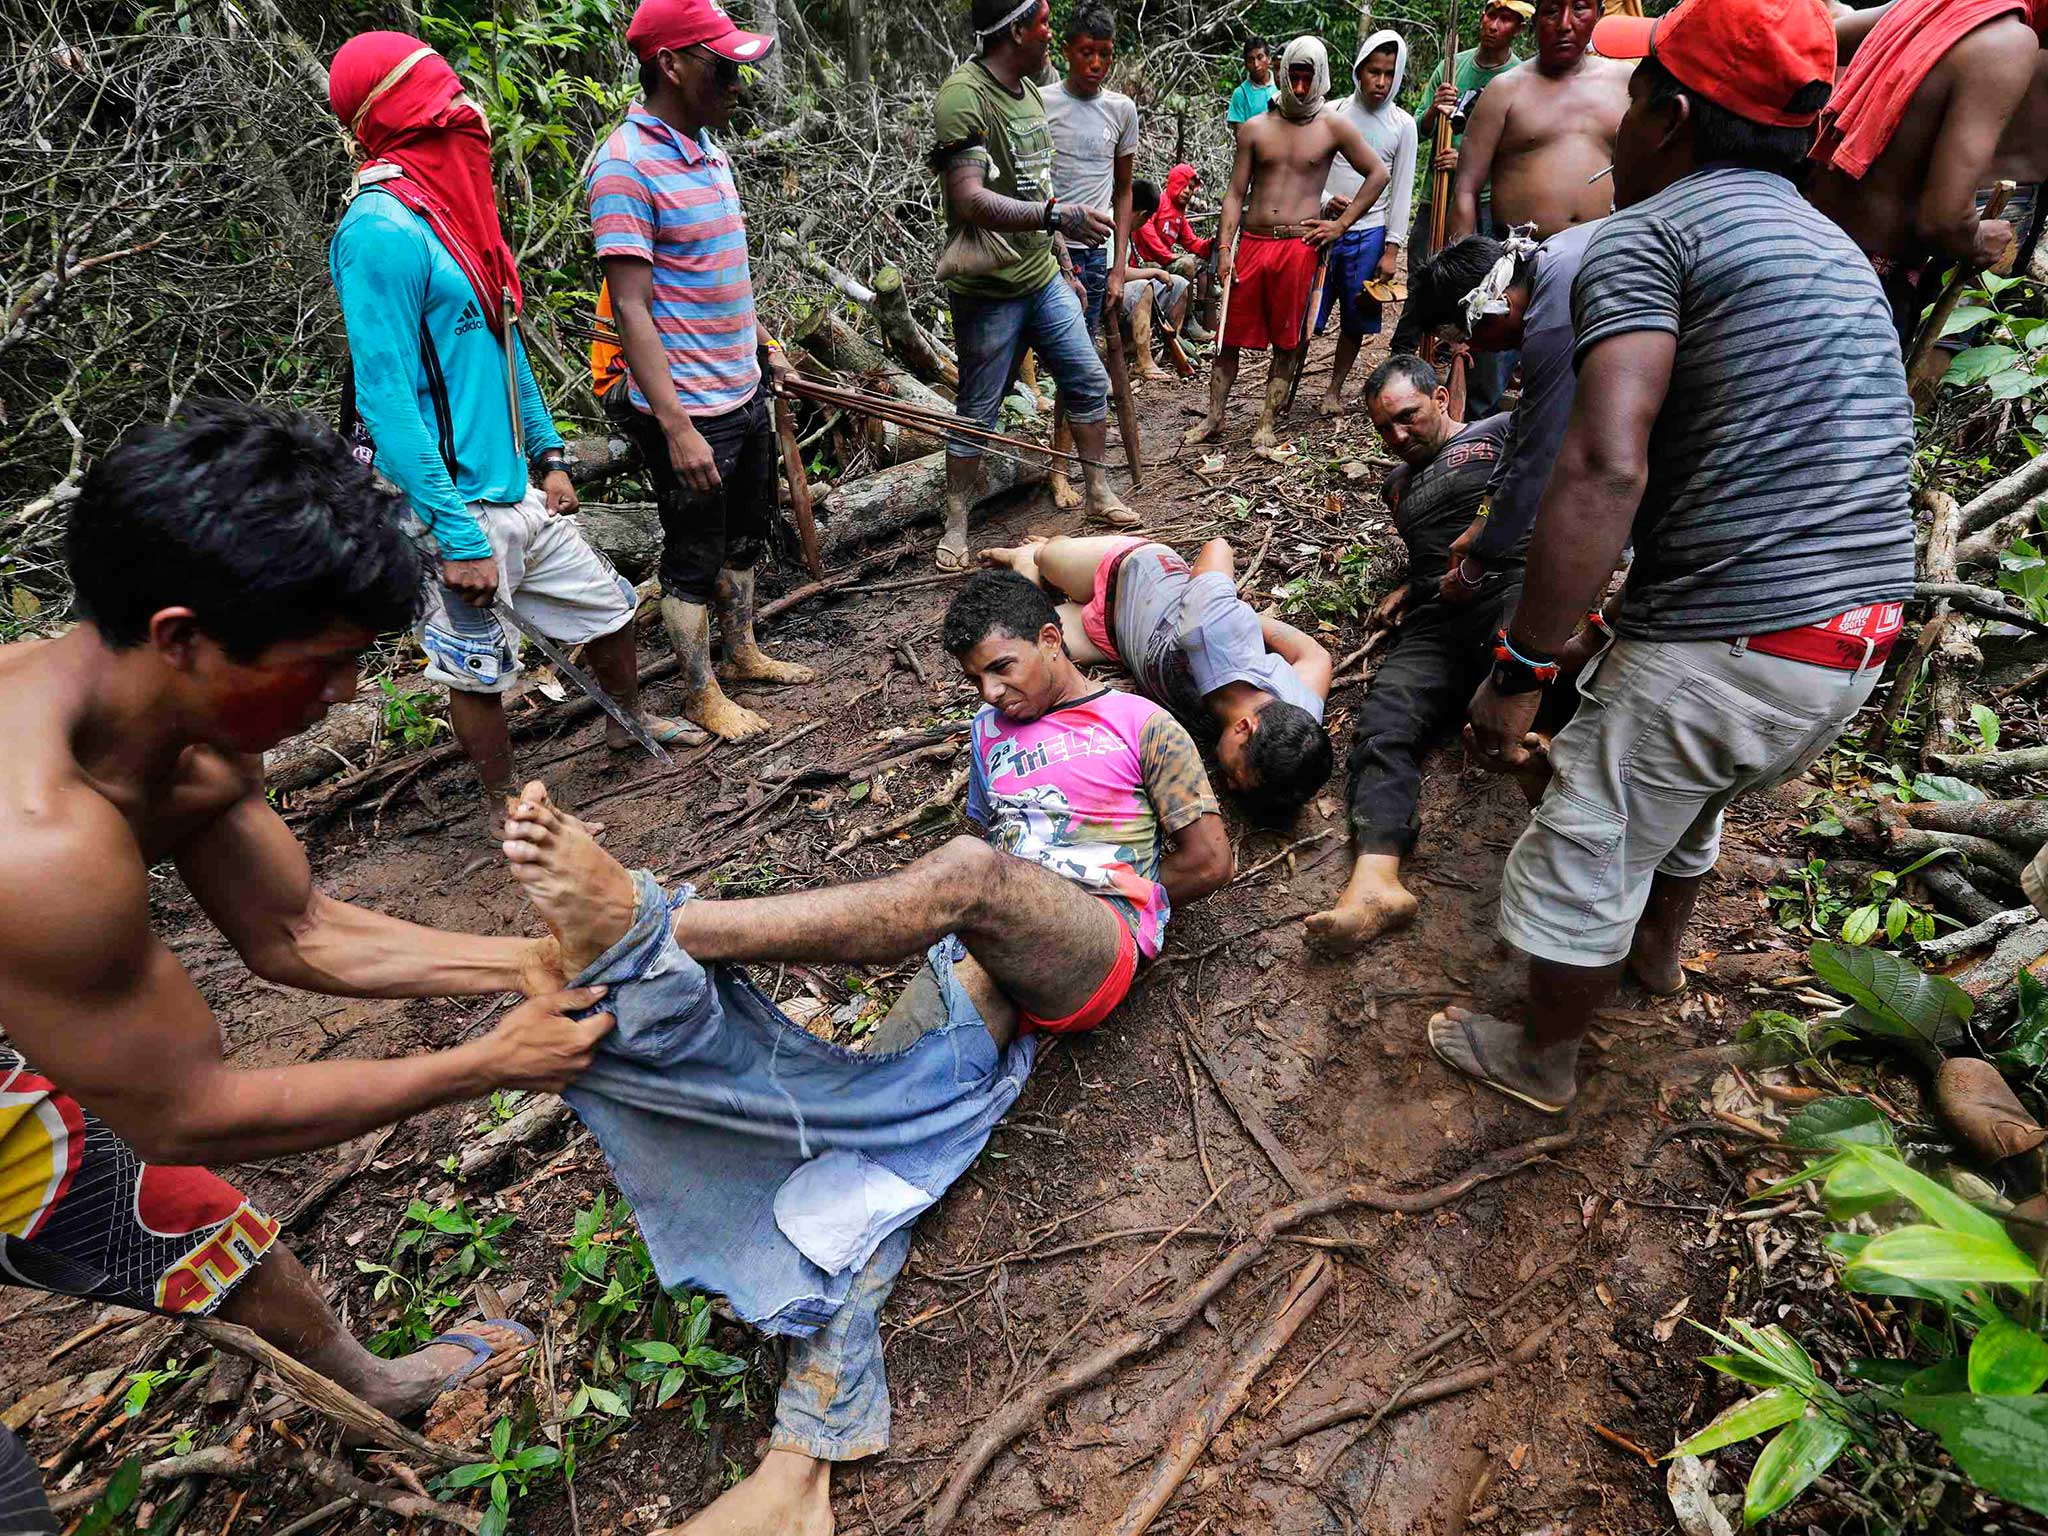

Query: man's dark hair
[941,570,1059,654]
[639,56,662,97]
[1410,235,1523,333]
[1243,36,1269,61]
[1641,58,1831,183]
[67,400,423,660]
[1241,702,1333,822]
[1067,2,1114,41]
[1363,40,1399,62]
[1365,352,1441,403]
[1132,177,1162,221]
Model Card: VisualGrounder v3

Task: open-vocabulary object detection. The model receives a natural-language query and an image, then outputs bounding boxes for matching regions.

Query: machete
[770,389,825,578]
[1103,290,1145,488]
[494,600,672,764]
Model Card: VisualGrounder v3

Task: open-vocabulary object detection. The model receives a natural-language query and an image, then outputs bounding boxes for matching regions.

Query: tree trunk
[751,0,786,93]
[818,449,1044,557]
[868,267,958,388]
[1899,798,2048,847]
[847,0,872,85]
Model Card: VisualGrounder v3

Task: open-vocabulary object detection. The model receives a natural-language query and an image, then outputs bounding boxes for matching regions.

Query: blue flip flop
[429,1317,535,1392]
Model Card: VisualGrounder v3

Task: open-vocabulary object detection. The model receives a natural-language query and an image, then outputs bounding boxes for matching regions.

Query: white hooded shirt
[1322,29,1416,246]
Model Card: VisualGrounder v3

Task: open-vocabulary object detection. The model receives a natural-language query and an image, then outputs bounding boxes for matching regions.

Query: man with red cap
[592,0,816,744]
[1442,0,1915,1115]
[1808,0,2045,345]
[327,34,695,826]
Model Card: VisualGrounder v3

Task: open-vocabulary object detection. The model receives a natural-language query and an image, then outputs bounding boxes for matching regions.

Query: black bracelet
[532,450,569,476]
[1043,199,1058,232]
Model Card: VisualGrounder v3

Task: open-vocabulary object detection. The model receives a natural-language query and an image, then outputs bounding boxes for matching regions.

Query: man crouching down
[505,572,1231,1533]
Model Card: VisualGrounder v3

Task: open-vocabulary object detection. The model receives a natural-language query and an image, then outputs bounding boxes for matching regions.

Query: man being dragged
[978,534,1332,820]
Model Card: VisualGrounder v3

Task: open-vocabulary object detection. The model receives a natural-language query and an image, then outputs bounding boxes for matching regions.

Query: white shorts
[414,489,635,695]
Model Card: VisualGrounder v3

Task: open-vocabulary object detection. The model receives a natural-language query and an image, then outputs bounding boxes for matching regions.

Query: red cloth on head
[1135,163,1215,265]
[328,31,522,333]
[1813,0,2046,178]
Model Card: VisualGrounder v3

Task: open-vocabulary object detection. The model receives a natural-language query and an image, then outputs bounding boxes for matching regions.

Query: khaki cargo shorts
[1499,635,1882,968]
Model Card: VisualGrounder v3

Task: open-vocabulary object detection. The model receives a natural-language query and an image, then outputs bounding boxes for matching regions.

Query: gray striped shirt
[1572,166,1914,641]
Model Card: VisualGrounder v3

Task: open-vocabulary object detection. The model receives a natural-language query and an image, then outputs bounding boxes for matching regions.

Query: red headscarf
[328,32,522,332]
[1814,0,2048,179]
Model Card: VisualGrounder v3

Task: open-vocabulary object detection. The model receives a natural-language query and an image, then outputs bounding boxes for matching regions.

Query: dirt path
[0,338,1795,1535]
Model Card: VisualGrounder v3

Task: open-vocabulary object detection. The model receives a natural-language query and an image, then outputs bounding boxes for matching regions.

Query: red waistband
[1744,602,1904,671]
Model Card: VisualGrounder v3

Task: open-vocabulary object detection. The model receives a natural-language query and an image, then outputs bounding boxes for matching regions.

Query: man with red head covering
[327,33,696,828]
[1809,0,2044,345]
[591,0,816,744]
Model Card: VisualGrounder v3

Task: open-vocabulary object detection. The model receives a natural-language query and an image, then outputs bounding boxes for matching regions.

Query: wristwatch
[1490,629,1559,695]
[531,448,569,477]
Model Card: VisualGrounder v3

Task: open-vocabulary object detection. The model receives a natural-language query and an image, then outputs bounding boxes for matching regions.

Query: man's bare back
[1453,53,1630,238]
[1808,15,2037,264]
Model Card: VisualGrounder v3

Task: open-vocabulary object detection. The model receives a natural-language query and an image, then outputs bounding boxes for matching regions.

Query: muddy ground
[1,332,1834,1535]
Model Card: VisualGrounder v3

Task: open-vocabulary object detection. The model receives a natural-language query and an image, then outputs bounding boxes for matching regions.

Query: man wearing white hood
[1316,29,1416,415]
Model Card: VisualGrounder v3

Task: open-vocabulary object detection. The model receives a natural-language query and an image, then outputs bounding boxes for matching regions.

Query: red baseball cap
[1591,0,1835,129]
[626,0,774,64]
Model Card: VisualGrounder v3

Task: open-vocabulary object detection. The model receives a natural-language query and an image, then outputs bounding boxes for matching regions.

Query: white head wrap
[1275,36,1330,121]
[975,0,1039,42]
[1461,223,1541,333]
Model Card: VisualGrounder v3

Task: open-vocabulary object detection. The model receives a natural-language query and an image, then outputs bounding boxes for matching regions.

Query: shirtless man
[1184,35,1389,450]
[1450,0,1630,243]
[1809,0,2043,345]
[0,403,610,1436]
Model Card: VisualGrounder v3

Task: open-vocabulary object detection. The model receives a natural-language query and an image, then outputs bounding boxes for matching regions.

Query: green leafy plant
[558,1192,669,1369]
[488,1089,528,1125]
[378,678,450,749]
[623,1294,751,1427]
[120,1359,187,1418]
[73,1458,144,1536]
[1808,939,1974,1069]
[394,1198,516,1286]
[1999,535,2048,624]
[1766,862,1951,948]
[443,1416,561,1536]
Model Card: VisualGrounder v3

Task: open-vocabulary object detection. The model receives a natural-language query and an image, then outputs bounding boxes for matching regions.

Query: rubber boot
[714,567,815,685]
[660,594,767,741]
[1129,287,1171,382]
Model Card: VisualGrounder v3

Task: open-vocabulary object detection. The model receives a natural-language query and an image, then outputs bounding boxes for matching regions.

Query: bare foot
[502,781,639,974]
[1318,392,1348,418]
[976,536,1048,574]
[722,647,817,686]
[657,1449,833,1536]
[1084,487,1141,530]
[1426,1006,1579,1115]
[365,1320,533,1421]
[1305,857,1418,954]
[608,712,709,753]
[1250,417,1280,451]
[687,684,771,742]
[1048,472,1083,511]
[1136,361,1173,383]
[1181,411,1224,446]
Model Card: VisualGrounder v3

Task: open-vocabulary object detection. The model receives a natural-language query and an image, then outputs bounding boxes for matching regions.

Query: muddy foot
[935,521,971,572]
[1318,392,1348,418]
[1426,1006,1578,1115]
[1136,363,1173,383]
[503,781,639,974]
[1048,473,1083,511]
[608,712,709,753]
[689,687,771,742]
[1250,418,1280,451]
[657,1449,833,1536]
[1181,413,1224,446]
[365,1320,535,1421]
[721,648,816,686]
[1084,490,1141,530]
[1305,886,1418,954]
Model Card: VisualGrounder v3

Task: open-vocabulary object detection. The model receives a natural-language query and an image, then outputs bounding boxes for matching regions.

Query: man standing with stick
[931,0,1135,570]
[1183,37,1388,451]
[593,0,817,744]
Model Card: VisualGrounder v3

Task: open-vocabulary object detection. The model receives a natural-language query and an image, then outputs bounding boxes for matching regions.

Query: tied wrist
[1490,629,1559,696]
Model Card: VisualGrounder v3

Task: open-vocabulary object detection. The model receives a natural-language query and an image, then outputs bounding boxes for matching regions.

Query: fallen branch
[1899,797,2048,847]
[1959,451,2048,538]
[1918,863,2009,925]
[1918,907,2039,961]
[1925,744,2048,784]
[1914,580,2048,636]
[282,1125,396,1233]
[1888,826,2031,886]
[296,1450,483,1532]
[919,1132,1575,1533]
[458,1096,574,1180]
[829,767,967,858]
[1955,491,2047,571]
[47,1445,258,1515]
[1104,1255,1334,1536]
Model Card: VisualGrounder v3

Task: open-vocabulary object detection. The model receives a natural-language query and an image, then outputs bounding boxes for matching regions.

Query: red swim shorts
[1020,904,1140,1035]
[1223,232,1321,351]
[1079,537,1156,664]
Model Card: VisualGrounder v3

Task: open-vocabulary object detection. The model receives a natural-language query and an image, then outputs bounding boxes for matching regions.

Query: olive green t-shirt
[933,59,1060,299]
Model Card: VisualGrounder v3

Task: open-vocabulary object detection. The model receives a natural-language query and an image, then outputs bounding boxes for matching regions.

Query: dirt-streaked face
[1367,376,1455,466]
[1064,32,1113,94]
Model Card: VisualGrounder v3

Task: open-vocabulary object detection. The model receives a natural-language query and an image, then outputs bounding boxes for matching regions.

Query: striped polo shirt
[588,108,760,418]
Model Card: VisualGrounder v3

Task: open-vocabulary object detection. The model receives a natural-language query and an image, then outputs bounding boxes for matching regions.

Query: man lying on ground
[979,535,1332,820]
[0,403,613,1441]
[1407,217,1601,598]
[504,571,1230,1534]
[1448,0,1913,1115]
[1305,358,1516,952]
[1185,36,1389,449]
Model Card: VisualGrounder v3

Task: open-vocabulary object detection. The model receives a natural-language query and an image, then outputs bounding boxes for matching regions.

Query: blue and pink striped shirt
[588,108,760,418]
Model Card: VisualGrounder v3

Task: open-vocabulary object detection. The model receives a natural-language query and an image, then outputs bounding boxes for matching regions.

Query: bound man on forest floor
[1808,0,2044,347]
[0,404,620,1480]
[593,0,817,743]
[327,33,695,825]
[1406,218,1602,599]
[498,573,1230,1535]
[1313,30,1417,416]
[1305,358,1519,952]
[1183,36,1390,450]
[931,0,1135,570]
[1450,0,1630,416]
[978,534,1333,819]
[1442,0,1915,1116]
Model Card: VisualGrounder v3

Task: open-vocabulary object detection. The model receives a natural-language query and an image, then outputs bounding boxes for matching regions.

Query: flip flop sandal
[934,546,971,573]
[1363,278,1407,303]
[1426,1010,1571,1116]
[430,1317,536,1393]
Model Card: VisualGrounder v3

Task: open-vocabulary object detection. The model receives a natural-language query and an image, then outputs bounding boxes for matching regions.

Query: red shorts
[1223,232,1321,351]
[1020,904,1140,1034]
[1079,537,1157,664]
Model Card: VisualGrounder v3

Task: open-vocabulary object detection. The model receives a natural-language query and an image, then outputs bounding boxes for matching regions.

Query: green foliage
[1999,536,2048,624]
[120,1358,187,1419]
[378,679,450,750]
[1939,272,2048,425]
[1808,940,1972,1067]
[1280,543,1376,629]
[1766,858,1947,948]
[623,1294,752,1427]
[1994,970,2048,1085]
[443,1415,563,1536]
[73,1457,144,1536]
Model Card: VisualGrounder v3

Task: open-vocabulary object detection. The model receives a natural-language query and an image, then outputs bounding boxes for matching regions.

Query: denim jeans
[1073,246,1110,334]
[949,272,1109,459]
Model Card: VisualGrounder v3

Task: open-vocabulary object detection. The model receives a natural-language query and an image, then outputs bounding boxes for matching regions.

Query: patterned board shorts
[0,1051,278,1316]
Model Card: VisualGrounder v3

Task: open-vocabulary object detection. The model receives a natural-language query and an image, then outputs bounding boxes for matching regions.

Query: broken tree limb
[1954,919,2048,1010]
[1919,907,2039,962]
[1887,827,2032,886]
[773,230,875,305]
[295,1450,484,1533]
[1104,1255,1334,1536]
[828,767,967,859]
[1959,449,2048,538]
[458,1096,574,1181]
[919,1132,1575,1534]
[1920,862,2009,925]
[818,450,1044,559]
[1926,744,2048,784]
[794,310,949,412]
[868,266,958,389]
[47,1446,259,1515]
[1899,798,2048,847]
[1915,581,2048,636]
[1955,491,2047,571]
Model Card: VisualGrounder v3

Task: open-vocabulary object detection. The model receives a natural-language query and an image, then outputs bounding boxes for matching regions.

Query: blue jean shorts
[1313,224,1389,340]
